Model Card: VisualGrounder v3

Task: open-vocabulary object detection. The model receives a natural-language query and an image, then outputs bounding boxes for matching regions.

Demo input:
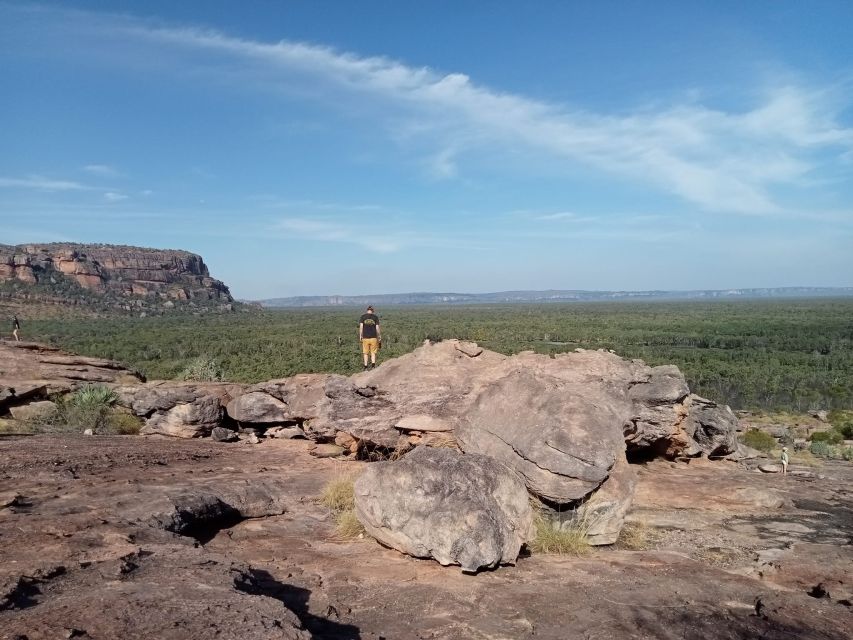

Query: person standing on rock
[358,305,381,370]
[12,315,20,342]
[780,447,789,476]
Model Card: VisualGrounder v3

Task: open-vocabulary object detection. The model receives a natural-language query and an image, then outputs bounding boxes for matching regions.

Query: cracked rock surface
[1,435,851,640]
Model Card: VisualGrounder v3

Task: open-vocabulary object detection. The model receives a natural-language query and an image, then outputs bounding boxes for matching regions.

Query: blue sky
[1,1,851,299]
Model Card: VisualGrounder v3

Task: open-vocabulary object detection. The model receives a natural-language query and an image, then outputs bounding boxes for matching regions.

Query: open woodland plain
[19,298,853,411]
[2,300,852,638]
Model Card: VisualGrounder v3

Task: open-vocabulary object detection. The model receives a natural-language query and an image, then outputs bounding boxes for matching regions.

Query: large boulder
[8,400,57,423]
[456,367,627,503]
[226,391,291,423]
[140,396,223,438]
[354,447,535,572]
[682,394,739,457]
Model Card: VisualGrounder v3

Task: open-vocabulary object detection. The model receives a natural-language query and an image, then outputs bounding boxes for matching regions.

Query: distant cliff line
[1,243,233,315]
[260,287,853,307]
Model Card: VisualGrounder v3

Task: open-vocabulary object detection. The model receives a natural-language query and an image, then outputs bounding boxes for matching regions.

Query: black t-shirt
[359,313,379,338]
[13,317,19,330]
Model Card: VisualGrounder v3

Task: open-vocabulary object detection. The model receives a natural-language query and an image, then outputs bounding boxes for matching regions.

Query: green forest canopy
[22,299,853,412]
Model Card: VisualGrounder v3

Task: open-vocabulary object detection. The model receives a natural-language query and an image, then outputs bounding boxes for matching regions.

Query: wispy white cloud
[103,191,128,201]
[271,215,487,253]
[535,211,597,222]
[274,217,402,253]
[251,196,386,213]
[115,22,852,215]
[0,175,93,191]
[425,147,459,180]
[6,6,853,218]
[83,164,121,177]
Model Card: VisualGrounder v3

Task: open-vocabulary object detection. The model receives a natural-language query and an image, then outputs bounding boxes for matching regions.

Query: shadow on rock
[235,568,361,640]
[622,604,851,640]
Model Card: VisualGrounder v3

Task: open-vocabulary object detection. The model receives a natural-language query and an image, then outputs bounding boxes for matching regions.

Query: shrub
[841,446,853,462]
[810,430,843,445]
[107,411,144,435]
[740,428,776,453]
[809,441,833,458]
[777,428,795,446]
[835,422,853,439]
[179,355,225,382]
[20,386,143,435]
[59,385,118,433]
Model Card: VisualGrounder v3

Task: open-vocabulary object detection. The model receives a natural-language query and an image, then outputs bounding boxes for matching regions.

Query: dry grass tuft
[788,450,821,467]
[616,520,653,550]
[320,471,366,541]
[320,473,357,512]
[529,512,593,556]
[334,509,366,539]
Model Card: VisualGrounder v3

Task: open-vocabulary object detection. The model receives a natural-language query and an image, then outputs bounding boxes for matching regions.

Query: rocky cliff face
[0,243,232,313]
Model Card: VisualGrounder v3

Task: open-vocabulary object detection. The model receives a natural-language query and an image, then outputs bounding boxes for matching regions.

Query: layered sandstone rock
[0,243,232,312]
[0,340,144,401]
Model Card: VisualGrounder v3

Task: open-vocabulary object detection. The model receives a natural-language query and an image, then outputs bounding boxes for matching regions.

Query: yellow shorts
[361,338,379,355]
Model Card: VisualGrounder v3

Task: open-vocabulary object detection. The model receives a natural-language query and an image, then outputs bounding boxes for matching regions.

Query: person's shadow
[235,568,362,639]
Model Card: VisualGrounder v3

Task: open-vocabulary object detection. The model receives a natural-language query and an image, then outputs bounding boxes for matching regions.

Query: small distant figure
[358,305,381,370]
[780,446,789,476]
[12,315,20,342]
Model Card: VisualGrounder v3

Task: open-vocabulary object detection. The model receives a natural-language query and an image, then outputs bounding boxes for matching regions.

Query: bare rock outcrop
[0,341,144,395]
[0,341,144,430]
[2,339,741,545]
[354,447,535,572]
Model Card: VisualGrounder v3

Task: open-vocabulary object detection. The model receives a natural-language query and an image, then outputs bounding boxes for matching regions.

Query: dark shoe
[370,363,376,369]
[363,365,369,371]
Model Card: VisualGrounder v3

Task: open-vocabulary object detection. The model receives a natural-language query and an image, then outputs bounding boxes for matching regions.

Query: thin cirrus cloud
[83,164,121,177]
[273,216,484,253]
[275,217,403,253]
[5,5,852,226]
[113,20,853,216]
[0,175,93,191]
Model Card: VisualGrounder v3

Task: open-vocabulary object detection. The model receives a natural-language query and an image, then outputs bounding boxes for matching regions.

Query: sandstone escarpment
[0,243,233,313]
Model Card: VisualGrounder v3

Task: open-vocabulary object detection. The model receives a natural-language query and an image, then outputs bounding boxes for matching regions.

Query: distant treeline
[22,299,853,412]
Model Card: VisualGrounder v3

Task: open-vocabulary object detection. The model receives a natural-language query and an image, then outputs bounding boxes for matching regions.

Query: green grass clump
[740,428,777,453]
